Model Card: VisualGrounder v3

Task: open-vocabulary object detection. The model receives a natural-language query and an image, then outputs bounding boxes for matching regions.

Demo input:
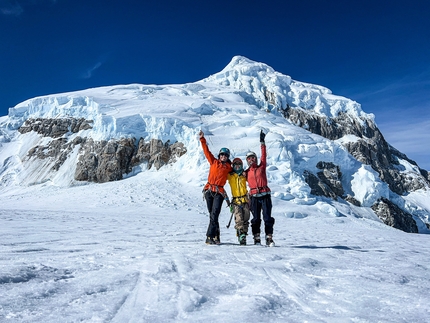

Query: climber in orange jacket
[199,130,233,245]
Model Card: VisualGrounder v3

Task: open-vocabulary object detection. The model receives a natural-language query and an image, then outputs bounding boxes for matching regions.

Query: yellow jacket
[227,172,249,205]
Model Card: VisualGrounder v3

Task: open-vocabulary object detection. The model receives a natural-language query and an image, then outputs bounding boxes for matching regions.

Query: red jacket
[200,137,232,195]
[245,144,271,196]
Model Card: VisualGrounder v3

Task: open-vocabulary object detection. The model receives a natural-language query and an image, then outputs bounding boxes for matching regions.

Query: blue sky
[1,0,429,170]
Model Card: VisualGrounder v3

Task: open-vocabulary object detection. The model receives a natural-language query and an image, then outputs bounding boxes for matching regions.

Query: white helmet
[246,151,257,159]
[246,151,257,165]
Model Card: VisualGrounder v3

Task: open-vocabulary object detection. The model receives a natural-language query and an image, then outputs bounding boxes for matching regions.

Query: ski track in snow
[1,172,430,322]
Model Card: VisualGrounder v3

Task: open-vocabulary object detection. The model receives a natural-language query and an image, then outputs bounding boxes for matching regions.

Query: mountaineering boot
[253,233,261,245]
[238,230,247,246]
[215,228,221,245]
[214,236,221,245]
[266,234,275,247]
[205,237,216,245]
[239,233,247,246]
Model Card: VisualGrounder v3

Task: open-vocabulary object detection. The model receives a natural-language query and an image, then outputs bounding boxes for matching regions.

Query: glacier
[1,56,428,227]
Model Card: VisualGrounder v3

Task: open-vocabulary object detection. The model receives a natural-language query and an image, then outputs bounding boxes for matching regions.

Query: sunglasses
[219,153,228,157]
[246,156,256,160]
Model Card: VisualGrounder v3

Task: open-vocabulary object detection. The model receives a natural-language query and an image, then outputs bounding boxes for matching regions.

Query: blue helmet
[218,147,230,158]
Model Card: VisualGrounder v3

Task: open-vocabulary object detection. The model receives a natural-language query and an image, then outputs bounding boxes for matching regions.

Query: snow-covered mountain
[1,55,428,232]
[1,56,430,322]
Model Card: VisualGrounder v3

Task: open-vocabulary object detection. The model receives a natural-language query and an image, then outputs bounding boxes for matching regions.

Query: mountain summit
[204,55,368,119]
[0,56,429,232]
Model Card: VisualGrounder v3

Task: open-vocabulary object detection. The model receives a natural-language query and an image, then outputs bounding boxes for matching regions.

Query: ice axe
[224,195,234,228]
[226,207,234,228]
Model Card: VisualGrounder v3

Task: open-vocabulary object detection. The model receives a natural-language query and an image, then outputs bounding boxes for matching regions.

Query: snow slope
[1,56,430,322]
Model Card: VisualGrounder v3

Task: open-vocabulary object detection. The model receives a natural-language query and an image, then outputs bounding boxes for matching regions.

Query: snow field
[1,171,430,322]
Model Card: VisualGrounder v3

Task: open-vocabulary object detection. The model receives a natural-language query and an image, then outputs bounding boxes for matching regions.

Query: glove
[229,205,234,213]
[199,130,204,138]
[260,130,266,143]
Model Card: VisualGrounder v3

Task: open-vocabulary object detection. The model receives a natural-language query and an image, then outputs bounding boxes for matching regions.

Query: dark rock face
[19,118,187,184]
[371,197,418,233]
[26,137,81,171]
[74,138,136,183]
[75,137,187,183]
[316,161,344,197]
[303,170,337,199]
[280,105,429,195]
[303,162,343,200]
[18,118,93,137]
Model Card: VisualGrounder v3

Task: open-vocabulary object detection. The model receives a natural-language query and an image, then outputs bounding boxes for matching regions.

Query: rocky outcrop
[75,137,187,183]
[74,138,136,183]
[371,197,418,233]
[303,161,361,205]
[26,136,84,171]
[316,161,344,197]
[280,105,429,195]
[19,118,93,137]
[20,117,187,184]
[303,162,344,200]
[303,161,423,232]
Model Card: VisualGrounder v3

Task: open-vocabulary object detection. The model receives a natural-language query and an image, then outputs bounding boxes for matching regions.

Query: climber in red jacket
[244,130,275,246]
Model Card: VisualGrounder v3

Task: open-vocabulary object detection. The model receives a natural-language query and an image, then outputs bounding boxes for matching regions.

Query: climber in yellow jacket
[227,157,250,245]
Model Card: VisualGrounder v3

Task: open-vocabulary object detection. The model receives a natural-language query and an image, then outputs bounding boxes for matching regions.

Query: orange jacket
[200,137,232,195]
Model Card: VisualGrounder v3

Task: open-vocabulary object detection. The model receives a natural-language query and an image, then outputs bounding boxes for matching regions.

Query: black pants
[204,190,224,238]
[250,194,275,235]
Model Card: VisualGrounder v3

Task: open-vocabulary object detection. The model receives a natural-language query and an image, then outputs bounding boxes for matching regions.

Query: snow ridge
[203,55,372,121]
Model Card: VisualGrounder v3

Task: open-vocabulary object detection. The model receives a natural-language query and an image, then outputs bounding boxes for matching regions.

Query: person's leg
[205,191,216,238]
[211,193,224,243]
[250,197,262,243]
[262,195,275,235]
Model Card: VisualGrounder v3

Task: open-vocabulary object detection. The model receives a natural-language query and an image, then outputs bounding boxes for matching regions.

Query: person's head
[218,147,230,162]
[246,151,257,166]
[232,158,243,174]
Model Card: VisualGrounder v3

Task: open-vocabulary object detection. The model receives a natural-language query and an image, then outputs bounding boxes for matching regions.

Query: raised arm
[260,130,267,167]
[199,130,215,164]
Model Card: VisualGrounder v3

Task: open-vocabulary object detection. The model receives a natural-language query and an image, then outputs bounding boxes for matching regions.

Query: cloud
[347,67,430,109]
[379,117,430,170]
[80,52,111,79]
[0,0,58,16]
[0,0,23,16]
[81,61,103,79]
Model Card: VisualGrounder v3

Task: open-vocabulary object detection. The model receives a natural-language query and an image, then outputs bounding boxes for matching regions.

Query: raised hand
[260,130,266,143]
